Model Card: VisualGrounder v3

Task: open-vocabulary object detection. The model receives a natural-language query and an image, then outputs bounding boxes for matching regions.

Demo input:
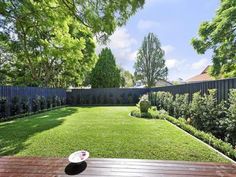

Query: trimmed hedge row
[0,95,66,121]
[130,108,159,119]
[149,89,236,146]
[157,111,236,161]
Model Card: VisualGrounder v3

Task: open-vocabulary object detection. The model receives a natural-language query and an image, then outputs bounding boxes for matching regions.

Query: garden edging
[165,119,236,163]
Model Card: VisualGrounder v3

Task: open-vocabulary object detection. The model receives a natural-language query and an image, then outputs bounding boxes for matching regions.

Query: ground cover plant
[0,106,229,162]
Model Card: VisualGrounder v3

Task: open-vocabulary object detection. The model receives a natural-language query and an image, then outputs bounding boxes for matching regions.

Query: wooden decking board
[0,157,235,177]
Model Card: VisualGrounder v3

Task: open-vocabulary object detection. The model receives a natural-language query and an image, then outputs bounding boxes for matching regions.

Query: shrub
[225,89,236,146]
[190,90,226,138]
[11,96,21,116]
[57,97,61,106]
[131,109,159,119]
[158,111,236,161]
[40,96,47,110]
[0,97,8,118]
[21,97,30,114]
[127,93,133,104]
[109,93,113,104]
[137,94,151,113]
[173,94,190,118]
[52,96,59,107]
[61,97,66,105]
[155,92,174,114]
[32,96,41,112]
[47,96,53,109]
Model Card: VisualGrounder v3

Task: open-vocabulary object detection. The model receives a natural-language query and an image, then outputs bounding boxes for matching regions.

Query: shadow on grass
[0,107,77,156]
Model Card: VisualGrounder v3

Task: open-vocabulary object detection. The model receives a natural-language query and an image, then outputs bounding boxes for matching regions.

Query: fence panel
[67,78,236,105]
[0,86,66,116]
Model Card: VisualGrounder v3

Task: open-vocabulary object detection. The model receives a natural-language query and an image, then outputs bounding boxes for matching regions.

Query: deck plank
[0,157,235,177]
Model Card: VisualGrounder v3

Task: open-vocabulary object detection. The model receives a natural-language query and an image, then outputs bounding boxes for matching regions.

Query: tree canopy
[91,48,121,88]
[134,33,168,87]
[0,0,145,88]
[120,69,134,87]
[191,0,236,78]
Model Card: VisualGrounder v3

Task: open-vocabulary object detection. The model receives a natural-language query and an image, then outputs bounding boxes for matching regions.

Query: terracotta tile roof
[186,66,214,83]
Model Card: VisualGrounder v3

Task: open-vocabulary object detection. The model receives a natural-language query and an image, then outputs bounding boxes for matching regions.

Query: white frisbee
[68,150,89,163]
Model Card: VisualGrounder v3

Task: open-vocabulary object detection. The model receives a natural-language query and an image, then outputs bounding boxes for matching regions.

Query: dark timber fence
[0,86,66,100]
[67,78,236,105]
[0,86,66,118]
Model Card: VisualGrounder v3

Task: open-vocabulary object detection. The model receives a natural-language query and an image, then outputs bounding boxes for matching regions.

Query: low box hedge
[157,111,236,161]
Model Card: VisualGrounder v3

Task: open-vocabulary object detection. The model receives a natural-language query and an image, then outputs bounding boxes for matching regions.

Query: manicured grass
[0,106,229,162]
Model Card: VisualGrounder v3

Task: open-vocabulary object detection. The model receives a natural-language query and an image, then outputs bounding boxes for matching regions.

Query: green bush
[47,96,53,109]
[225,89,236,145]
[21,97,30,114]
[11,96,21,116]
[57,97,61,106]
[52,96,59,107]
[131,108,159,119]
[127,93,133,104]
[173,94,190,118]
[154,92,174,114]
[0,97,8,118]
[137,94,151,113]
[190,90,226,138]
[149,89,230,142]
[40,96,47,110]
[32,96,41,112]
[158,111,236,161]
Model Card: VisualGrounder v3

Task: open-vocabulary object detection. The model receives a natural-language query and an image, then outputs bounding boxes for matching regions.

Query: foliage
[120,69,134,87]
[0,0,144,87]
[32,96,41,112]
[47,97,53,109]
[0,1,97,87]
[150,89,236,146]
[137,94,151,113]
[40,96,47,110]
[131,107,159,119]
[191,0,236,78]
[11,96,21,116]
[134,33,168,87]
[190,90,227,137]
[154,91,174,115]
[158,111,236,161]
[173,94,190,118]
[0,97,8,118]
[52,96,60,107]
[21,97,30,114]
[91,48,121,88]
[0,95,65,121]
[224,89,236,145]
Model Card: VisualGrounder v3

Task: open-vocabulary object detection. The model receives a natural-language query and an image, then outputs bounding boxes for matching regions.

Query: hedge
[157,112,236,161]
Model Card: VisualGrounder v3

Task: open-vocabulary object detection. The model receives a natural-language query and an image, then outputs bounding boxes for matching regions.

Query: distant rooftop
[186,66,214,83]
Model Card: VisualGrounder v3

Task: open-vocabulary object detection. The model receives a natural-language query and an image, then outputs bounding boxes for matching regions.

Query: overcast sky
[97,0,220,81]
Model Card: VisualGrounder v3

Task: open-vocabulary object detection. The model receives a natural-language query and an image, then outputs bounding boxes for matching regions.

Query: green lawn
[0,106,229,162]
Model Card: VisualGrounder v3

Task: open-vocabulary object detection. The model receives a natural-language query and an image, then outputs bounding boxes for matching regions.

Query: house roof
[186,66,214,83]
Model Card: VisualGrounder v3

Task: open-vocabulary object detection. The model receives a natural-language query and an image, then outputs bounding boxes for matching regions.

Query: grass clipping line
[157,112,236,162]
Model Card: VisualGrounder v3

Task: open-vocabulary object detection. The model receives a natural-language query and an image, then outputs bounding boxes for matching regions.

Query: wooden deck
[0,156,235,177]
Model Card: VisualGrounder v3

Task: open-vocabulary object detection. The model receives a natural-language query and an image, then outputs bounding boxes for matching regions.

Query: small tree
[134,33,168,87]
[120,69,134,87]
[91,48,121,88]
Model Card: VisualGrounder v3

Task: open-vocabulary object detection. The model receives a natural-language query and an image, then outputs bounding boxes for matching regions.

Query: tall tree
[91,48,121,88]
[120,69,134,87]
[134,33,168,87]
[191,0,236,78]
[0,0,145,87]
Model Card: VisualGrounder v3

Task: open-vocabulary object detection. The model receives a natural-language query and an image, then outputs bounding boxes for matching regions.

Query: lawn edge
[165,120,236,164]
